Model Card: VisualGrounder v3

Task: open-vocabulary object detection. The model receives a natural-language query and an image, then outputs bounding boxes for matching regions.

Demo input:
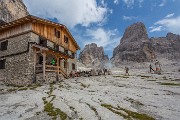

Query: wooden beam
[42,52,46,81]
[57,57,60,74]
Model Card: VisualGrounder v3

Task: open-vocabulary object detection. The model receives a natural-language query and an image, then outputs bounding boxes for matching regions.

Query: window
[72,53,75,58]
[64,61,66,68]
[64,35,68,43]
[55,28,60,38]
[0,40,8,51]
[57,31,60,38]
[39,56,43,64]
[54,44,59,51]
[39,37,47,47]
[64,49,68,55]
[0,59,6,69]
[72,63,75,70]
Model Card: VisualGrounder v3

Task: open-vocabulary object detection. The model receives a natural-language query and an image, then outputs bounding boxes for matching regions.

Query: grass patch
[137,75,151,78]
[160,83,180,86]
[101,104,155,120]
[89,90,96,92]
[43,82,68,120]
[44,101,68,120]
[86,103,99,119]
[29,84,42,90]
[18,87,28,91]
[113,75,129,78]
[147,80,156,81]
[7,88,17,92]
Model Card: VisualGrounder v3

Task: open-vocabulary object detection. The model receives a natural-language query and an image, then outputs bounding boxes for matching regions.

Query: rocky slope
[0,0,29,23]
[150,33,180,60]
[111,22,155,65]
[79,43,109,68]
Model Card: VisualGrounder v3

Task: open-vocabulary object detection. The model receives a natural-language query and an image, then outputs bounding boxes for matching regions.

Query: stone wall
[0,31,78,86]
[0,32,38,86]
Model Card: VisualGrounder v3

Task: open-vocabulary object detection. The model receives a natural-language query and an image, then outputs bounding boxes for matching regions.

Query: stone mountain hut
[0,15,80,86]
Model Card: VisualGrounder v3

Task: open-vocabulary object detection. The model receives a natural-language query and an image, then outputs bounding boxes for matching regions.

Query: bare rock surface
[0,0,29,23]
[111,22,155,66]
[0,66,180,120]
[150,33,180,61]
[79,43,109,68]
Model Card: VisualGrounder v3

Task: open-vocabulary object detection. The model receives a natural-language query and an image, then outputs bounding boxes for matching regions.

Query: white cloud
[122,0,144,8]
[165,13,175,18]
[122,0,134,8]
[114,0,119,5]
[23,0,109,28]
[84,28,121,51]
[149,26,163,32]
[122,15,137,20]
[159,0,166,7]
[150,16,180,34]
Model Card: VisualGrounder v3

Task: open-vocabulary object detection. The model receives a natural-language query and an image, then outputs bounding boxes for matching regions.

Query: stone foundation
[36,72,65,84]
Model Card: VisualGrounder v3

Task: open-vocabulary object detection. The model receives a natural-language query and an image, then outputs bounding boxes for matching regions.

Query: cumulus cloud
[122,0,144,8]
[84,28,121,51]
[23,0,109,28]
[150,15,180,34]
[122,15,137,20]
[165,13,175,18]
[149,26,163,32]
[122,0,134,8]
[159,0,166,7]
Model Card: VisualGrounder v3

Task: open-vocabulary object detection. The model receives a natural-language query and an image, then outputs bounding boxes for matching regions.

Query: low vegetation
[101,104,155,120]
[160,83,180,86]
[113,75,129,78]
[43,83,68,120]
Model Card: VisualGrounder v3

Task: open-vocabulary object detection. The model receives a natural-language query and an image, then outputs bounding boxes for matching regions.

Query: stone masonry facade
[0,32,77,86]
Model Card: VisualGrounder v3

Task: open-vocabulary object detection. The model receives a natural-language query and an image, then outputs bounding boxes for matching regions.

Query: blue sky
[23,0,180,58]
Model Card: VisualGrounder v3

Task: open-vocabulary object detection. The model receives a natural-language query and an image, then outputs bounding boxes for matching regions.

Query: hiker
[125,66,129,76]
[51,58,56,66]
[103,68,107,75]
[149,64,154,73]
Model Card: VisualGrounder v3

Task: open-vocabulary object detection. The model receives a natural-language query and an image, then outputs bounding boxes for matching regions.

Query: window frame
[0,59,6,69]
[64,35,68,43]
[0,40,8,51]
[72,63,75,70]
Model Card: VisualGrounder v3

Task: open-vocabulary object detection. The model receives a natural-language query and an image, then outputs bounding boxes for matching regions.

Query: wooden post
[56,57,59,81]
[66,59,68,75]
[57,57,59,74]
[42,52,46,81]
[33,49,37,83]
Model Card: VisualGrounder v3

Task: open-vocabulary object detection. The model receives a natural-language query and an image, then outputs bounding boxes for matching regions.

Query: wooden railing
[45,65,58,72]
[35,65,43,73]
[45,65,67,78]
[58,66,67,78]
[35,64,68,78]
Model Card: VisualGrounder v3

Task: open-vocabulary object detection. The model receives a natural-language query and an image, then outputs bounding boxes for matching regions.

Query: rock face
[111,22,155,65]
[150,33,180,60]
[0,0,29,23]
[79,43,109,68]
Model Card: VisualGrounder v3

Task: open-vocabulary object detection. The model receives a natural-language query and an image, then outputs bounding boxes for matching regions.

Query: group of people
[124,60,162,76]
[69,68,111,78]
[149,60,161,74]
